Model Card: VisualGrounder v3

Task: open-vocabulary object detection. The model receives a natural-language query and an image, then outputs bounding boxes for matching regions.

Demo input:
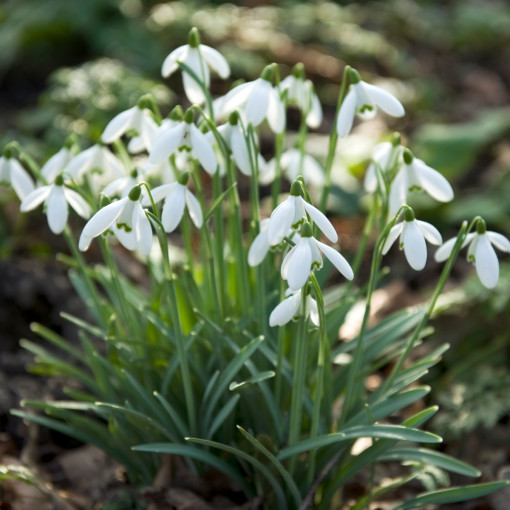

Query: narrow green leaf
[205,181,238,222]
[207,394,240,439]
[229,371,275,391]
[153,392,188,439]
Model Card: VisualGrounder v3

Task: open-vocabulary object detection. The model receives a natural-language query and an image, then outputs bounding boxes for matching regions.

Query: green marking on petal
[116,222,132,233]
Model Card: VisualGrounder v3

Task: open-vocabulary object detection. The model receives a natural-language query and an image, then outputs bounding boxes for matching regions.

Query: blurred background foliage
[1,0,510,446]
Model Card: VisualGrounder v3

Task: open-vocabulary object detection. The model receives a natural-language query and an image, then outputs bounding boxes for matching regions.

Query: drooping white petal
[161,184,186,232]
[307,295,320,326]
[266,87,285,133]
[474,233,499,288]
[185,189,203,228]
[382,222,404,255]
[41,148,73,182]
[231,127,252,176]
[20,185,52,212]
[142,183,176,205]
[402,221,427,270]
[220,82,254,118]
[269,291,302,327]
[133,202,152,256]
[46,186,68,234]
[316,240,354,280]
[200,44,230,78]
[336,88,357,138]
[102,107,137,144]
[161,45,187,77]
[286,239,312,290]
[183,66,207,104]
[301,154,325,187]
[9,159,35,200]
[63,188,91,219]
[435,233,475,262]
[363,83,405,117]
[245,79,270,127]
[413,159,454,203]
[268,198,296,246]
[113,200,136,250]
[307,93,323,129]
[248,228,270,267]
[302,200,338,243]
[416,220,442,246]
[189,124,217,174]
[281,244,297,281]
[67,146,96,178]
[487,231,510,253]
[149,122,186,165]
[388,169,408,216]
[80,197,128,242]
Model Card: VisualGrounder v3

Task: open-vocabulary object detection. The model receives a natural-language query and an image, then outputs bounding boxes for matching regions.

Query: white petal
[161,45,187,77]
[63,188,91,219]
[281,245,297,280]
[268,198,295,246]
[266,87,285,133]
[301,154,325,187]
[231,127,252,176]
[306,94,323,129]
[382,222,404,255]
[139,114,159,152]
[183,68,206,105]
[67,146,95,178]
[316,240,354,280]
[113,200,136,250]
[413,159,454,203]
[185,189,203,228]
[46,186,68,234]
[190,124,217,174]
[402,221,427,270]
[220,82,253,117]
[41,148,72,182]
[9,159,35,200]
[269,291,302,327]
[142,183,176,206]
[102,107,136,144]
[363,82,405,117]
[248,229,270,267]
[302,200,338,243]
[81,197,128,240]
[200,44,230,78]
[20,185,52,212]
[286,239,312,290]
[133,203,152,256]
[306,296,320,326]
[246,79,270,127]
[434,237,457,262]
[388,169,408,217]
[474,234,499,288]
[416,220,442,246]
[336,88,357,138]
[161,185,186,232]
[149,123,186,165]
[487,231,510,253]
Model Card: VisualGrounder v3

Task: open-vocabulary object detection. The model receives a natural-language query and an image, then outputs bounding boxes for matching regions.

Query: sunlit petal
[46,186,68,234]
[185,189,203,228]
[286,240,312,290]
[336,88,357,138]
[200,45,230,78]
[102,107,136,144]
[363,83,405,117]
[20,185,52,212]
[190,124,217,174]
[382,222,403,255]
[161,185,186,232]
[302,201,338,243]
[269,291,302,327]
[63,188,91,219]
[316,240,354,280]
[474,233,499,288]
[402,221,427,270]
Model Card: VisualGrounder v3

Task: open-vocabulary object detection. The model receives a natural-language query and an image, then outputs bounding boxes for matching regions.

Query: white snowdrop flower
[219,65,286,133]
[20,173,91,235]
[269,287,319,327]
[435,219,510,289]
[280,63,323,128]
[149,109,217,174]
[280,149,325,187]
[41,145,76,182]
[389,149,454,216]
[281,222,353,291]
[267,180,337,247]
[79,185,152,256]
[336,68,405,139]
[0,154,35,201]
[364,135,402,193]
[101,104,158,153]
[382,208,442,271]
[67,144,126,191]
[162,27,230,105]
[102,168,145,198]
[142,173,202,233]
[139,157,176,185]
[130,115,181,156]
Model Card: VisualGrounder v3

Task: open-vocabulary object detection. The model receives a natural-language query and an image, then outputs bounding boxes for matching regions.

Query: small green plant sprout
[5,26,509,510]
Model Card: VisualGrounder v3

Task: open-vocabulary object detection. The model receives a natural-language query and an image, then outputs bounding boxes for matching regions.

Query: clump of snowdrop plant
[6,28,508,510]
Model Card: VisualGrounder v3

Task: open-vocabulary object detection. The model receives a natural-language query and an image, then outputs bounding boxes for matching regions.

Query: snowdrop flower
[41,145,76,182]
[280,63,323,128]
[336,68,405,139]
[67,144,126,191]
[102,168,145,198]
[149,109,217,174]
[364,134,402,193]
[79,185,152,256]
[267,180,337,246]
[20,173,91,235]
[282,222,353,291]
[435,219,510,289]
[269,287,319,327]
[162,27,230,105]
[280,149,325,187]
[389,149,454,216]
[101,104,158,153]
[219,65,285,133]
[382,208,442,271]
[0,153,34,200]
[142,173,202,233]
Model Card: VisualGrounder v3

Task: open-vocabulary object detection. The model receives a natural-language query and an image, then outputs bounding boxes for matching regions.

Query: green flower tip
[3,146,13,159]
[137,94,153,111]
[64,134,77,150]
[300,221,313,238]
[99,193,112,208]
[188,27,201,48]
[128,185,142,201]
[291,62,305,80]
[391,132,401,146]
[404,207,415,222]
[169,105,184,121]
[178,172,190,185]
[261,64,274,83]
[403,148,414,165]
[54,173,65,186]
[184,108,195,124]
[130,169,138,178]
[289,180,303,197]
[476,218,487,234]
[228,110,239,125]
[347,67,361,84]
